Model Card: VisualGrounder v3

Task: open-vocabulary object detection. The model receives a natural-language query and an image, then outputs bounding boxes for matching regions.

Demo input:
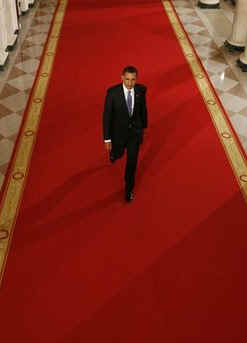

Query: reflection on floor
[173,0,247,152]
[0,0,58,190]
[0,0,246,192]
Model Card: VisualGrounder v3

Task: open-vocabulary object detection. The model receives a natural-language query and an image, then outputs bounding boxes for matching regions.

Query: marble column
[4,0,19,51]
[198,0,220,9]
[16,0,22,16]
[0,0,9,70]
[224,0,247,52]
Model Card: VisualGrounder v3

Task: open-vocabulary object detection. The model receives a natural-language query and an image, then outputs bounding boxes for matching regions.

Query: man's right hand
[105,142,112,151]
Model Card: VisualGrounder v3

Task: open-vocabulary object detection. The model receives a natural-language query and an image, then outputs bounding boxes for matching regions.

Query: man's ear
[121,75,124,82]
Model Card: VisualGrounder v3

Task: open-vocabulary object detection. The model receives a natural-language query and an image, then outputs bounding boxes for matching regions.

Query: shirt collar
[123,83,134,94]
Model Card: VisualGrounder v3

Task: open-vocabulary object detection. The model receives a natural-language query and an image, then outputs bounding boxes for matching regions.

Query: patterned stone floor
[0,0,58,190]
[173,0,247,150]
[0,0,247,193]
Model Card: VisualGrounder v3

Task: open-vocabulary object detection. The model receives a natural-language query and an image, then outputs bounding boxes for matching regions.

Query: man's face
[122,72,137,90]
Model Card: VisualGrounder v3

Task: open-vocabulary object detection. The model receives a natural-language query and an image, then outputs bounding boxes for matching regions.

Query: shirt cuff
[104,139,111,143]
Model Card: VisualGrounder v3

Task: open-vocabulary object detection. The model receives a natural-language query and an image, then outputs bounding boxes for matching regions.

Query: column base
[6,35,18,52]
[198,1,220,9]
[29,0,36,8]
[237,59,247,72]
[0,55,9,72]
[224,40,245,52]
[22,9,30,15]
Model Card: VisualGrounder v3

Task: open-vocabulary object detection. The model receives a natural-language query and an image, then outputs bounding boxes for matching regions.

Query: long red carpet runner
[0,0,247,342]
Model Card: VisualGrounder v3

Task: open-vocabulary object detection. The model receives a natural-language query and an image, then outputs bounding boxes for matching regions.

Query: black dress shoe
[125,191,134,202]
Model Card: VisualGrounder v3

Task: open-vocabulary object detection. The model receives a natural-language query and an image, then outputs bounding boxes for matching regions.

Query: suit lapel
[133,86,139,116]
[119,85,129,115]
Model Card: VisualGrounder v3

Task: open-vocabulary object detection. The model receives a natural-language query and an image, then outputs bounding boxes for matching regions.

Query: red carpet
[0,0,247,342]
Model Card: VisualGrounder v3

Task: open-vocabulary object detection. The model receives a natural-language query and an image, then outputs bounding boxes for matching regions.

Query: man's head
[121,66,138,90]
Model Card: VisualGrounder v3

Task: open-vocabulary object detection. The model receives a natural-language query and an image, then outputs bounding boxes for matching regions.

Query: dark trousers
[111,128,140,192]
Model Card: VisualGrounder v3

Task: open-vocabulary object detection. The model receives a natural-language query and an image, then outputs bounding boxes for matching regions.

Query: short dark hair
[122,65,138,76]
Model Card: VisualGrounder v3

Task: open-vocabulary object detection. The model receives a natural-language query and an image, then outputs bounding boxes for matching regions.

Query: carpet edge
[161,0,247,201]
[0,0,69,288]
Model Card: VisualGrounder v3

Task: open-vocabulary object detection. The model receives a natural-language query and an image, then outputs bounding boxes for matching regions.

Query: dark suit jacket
[103,83,148,145]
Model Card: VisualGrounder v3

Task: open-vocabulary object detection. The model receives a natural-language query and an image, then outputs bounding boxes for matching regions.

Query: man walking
[103,66,148,202]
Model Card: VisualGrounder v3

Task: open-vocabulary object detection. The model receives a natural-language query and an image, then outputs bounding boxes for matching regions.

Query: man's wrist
[104,140,111,143]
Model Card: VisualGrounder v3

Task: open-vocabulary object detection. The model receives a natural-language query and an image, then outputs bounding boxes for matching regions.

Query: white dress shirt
[123,83,135,114]
[105,84,135,143]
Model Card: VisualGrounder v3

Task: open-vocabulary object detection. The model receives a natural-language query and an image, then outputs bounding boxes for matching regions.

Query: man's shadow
[19,160,121,226]
[138,94,209,185]
[15,157,127,250]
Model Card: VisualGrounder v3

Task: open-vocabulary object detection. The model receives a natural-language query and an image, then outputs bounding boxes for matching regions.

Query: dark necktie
[127,90,132,116]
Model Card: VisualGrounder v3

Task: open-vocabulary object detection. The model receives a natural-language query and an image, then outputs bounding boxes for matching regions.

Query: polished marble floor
[173,0,247,150]
[0,0,246,192]
[0,0,58,190]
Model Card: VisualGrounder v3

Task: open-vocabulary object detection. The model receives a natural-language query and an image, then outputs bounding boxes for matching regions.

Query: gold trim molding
[162,0,247,201]
[0,0,69,286]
